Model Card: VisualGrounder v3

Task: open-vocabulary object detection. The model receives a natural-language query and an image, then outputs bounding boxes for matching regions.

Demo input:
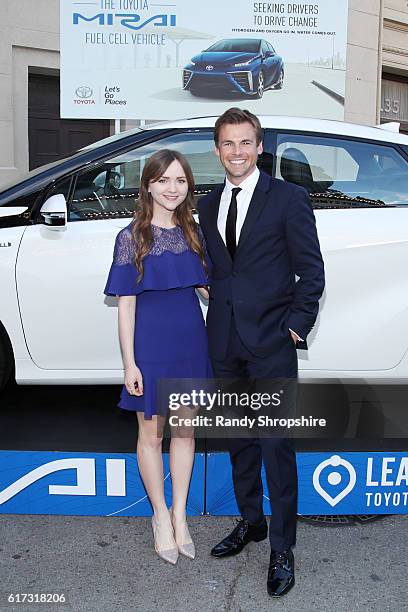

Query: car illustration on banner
[183,38,284,98]
[0,116,407,394]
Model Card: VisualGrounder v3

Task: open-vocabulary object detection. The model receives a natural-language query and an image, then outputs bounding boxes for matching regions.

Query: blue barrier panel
[206,452,408,515]
[206,452,269,515]
[0,451,205,516]
[298,452,408,514]
[1,450,406,516]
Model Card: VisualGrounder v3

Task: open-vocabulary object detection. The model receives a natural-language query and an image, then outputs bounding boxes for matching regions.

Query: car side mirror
[107,171,124,190]
[40,193,67,230]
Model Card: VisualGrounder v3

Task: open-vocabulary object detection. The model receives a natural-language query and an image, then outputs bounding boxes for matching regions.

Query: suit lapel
[205,184,223,230]
[202,184,233,263]
[236,171,270,254]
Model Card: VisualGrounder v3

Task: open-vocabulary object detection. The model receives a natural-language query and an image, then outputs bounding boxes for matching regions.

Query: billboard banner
[60,0,348,120]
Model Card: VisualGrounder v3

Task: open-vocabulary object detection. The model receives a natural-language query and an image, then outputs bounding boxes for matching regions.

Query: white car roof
[145,115,408,146]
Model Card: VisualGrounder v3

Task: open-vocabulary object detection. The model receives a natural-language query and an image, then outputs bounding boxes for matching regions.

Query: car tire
[189,89,202,97]
[0,325,14,393]
[255,70,264,99]
[275,68,284,90]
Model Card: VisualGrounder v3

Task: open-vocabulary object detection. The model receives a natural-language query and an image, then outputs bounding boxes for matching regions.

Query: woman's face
[148,160,189,213]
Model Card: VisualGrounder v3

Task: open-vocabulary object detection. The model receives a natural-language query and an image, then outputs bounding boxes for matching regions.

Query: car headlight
[234,58,255,67]
[190,61,196,66]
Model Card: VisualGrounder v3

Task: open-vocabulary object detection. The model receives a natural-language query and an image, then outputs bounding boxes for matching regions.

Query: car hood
[191,51,258,65]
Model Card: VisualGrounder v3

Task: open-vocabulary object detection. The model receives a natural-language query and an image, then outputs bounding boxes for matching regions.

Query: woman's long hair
[131,149,206,281]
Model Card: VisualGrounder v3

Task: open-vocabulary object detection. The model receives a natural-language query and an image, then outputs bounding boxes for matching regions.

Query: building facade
[381,0,408,131]
[0,0,407,187]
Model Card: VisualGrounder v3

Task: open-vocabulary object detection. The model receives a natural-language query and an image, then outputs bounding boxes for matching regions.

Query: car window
[44,178,72,202]
[267,42,276,54]
[0,129,171,207]
[261,40,269,55]
[275,134,408,206]
[206,39,260,53]
[69,132,224,220]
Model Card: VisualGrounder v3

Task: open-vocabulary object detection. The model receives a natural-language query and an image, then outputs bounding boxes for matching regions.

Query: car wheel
[189,89,202,97]
[275,68,284,90]
[0,326,14,393]
[255,70,264,99]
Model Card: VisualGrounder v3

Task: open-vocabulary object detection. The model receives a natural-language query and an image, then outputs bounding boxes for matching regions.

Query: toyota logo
[205,65,214,71]
[75,86,93,99]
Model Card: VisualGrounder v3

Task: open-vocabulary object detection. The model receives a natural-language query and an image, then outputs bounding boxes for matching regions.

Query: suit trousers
[211,314,298,552]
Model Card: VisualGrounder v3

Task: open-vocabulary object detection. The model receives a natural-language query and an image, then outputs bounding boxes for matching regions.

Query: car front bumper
[183,69,256,95]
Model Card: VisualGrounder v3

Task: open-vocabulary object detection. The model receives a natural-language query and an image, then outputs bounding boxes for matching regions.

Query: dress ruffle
[104,249,209,297]
[118,353,214,419]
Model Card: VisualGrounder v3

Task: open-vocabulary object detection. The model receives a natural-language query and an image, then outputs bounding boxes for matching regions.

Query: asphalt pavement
[0,513,406,612]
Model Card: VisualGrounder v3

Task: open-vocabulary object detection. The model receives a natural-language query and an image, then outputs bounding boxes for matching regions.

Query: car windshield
[206,39,260,53]
[0,156,83,195]
[0,127,143,196]
[80,126,143,150]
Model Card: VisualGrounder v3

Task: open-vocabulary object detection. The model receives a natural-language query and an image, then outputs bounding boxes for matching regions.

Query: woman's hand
[196,285,210,300]
[124,363,144,396]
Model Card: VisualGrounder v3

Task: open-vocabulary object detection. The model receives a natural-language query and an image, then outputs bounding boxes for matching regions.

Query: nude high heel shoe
[151,514,179,565]
[170,507,196,560]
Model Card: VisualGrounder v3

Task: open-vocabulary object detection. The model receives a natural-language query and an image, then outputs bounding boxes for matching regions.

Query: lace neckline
[113,220,206,264]
[151,223,178,230]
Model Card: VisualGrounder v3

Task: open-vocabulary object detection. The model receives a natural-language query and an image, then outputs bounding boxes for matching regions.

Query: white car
[0,116,407,393]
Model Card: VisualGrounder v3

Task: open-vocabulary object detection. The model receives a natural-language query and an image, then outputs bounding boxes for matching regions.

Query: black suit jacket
[198,170,325,361]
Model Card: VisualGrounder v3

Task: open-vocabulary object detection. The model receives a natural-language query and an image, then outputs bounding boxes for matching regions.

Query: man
[198,108,325,597]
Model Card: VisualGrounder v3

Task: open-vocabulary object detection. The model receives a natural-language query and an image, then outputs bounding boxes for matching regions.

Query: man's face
[215,121,263,185]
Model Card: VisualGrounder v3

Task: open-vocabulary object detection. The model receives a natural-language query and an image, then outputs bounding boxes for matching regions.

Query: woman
[104,149,212,565]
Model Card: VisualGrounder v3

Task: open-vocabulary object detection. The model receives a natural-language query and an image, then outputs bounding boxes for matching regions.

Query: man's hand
[290,330,301,345]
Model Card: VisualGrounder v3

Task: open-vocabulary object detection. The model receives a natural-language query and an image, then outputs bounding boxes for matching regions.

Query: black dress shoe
[267,549,295,597]
[211,518,268,558]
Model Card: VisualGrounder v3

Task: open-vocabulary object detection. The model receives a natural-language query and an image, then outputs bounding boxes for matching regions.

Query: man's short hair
[214,107,263,147]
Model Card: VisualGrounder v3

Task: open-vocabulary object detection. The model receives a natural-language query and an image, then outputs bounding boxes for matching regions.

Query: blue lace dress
[104,221,213,419]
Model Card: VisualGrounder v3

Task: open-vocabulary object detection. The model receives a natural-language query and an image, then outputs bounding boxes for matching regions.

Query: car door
[16,130,223,374]
[267,130,408,373]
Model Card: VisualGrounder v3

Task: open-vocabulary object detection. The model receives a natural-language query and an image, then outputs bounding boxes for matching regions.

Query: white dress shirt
[217,167,303,342]
[217,167,260,244]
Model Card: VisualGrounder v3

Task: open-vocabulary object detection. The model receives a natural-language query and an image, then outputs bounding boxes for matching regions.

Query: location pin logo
[313,455,357,507]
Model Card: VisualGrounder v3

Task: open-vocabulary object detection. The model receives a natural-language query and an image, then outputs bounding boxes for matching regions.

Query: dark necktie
[225,187,241,259]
